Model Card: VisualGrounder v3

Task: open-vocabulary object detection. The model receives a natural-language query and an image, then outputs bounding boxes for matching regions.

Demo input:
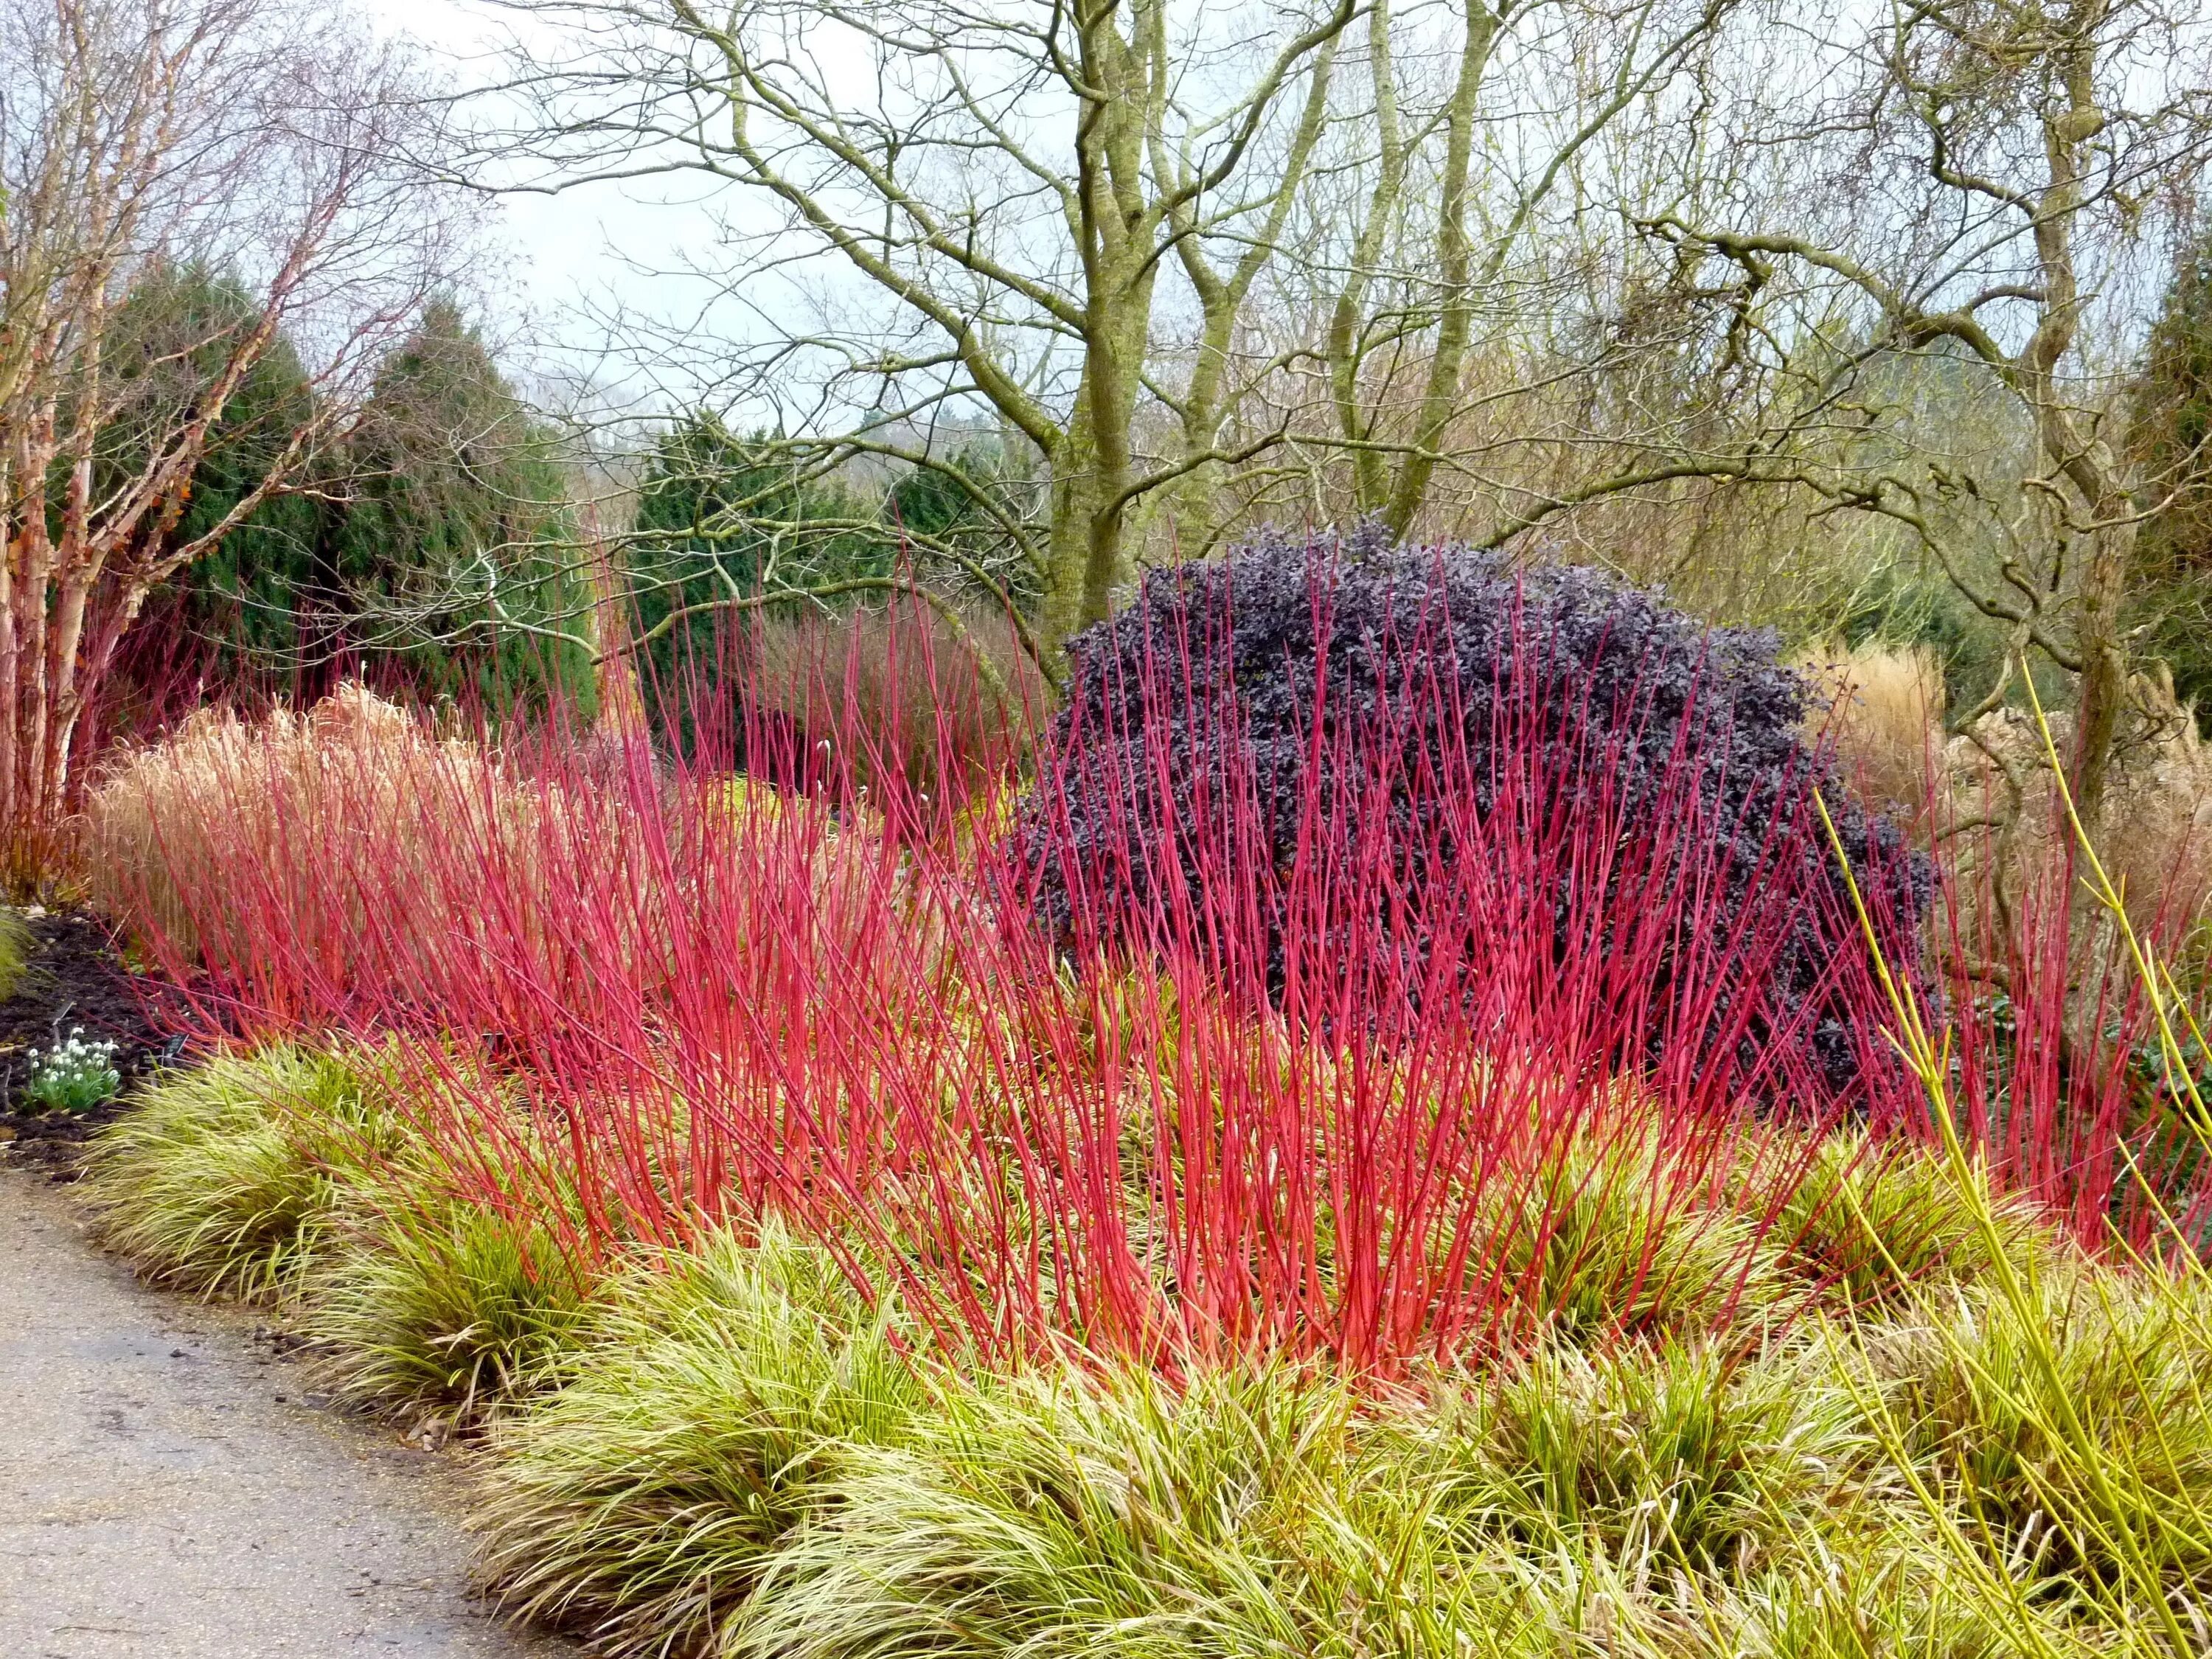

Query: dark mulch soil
[0,909,180,1176]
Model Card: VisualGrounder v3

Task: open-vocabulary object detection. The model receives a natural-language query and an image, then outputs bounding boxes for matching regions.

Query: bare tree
[0,0,464,855]
[1480,0,2212,820]
[1274,0,1733,537]
[484,0,1361,657]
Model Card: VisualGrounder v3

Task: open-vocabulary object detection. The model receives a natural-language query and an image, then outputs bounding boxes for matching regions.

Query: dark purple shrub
[1016,524,1928,1102]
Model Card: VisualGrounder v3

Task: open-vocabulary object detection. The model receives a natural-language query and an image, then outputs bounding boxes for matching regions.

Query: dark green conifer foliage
[96,268,320,661]
[330,299,592,714]
[114,292,591,719]
[2131,225,2212,720]
[627,413,882,706]
[886,446,995,541]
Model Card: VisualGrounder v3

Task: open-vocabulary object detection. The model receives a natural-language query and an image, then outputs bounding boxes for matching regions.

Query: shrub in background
[1948,697,2212,946]
[81,684,483,966]
[1796,640,1945,827]
[1018,524,1927,1099]
[748,597,1043,804]
[1797,633,2212,983]
[625,409,888,749]
[80,682,678,1032]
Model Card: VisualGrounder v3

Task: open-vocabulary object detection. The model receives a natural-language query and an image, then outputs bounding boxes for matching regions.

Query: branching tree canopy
[1257,0,1736,541]
[0,0,466,848]
[476,0,1751,667]
[1480,0,2212,818]
[475,0,1406,656]
[403,0,2212,808]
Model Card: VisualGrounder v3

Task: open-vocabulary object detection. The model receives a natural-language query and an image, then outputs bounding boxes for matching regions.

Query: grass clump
[1484,1127,1786,1343]
[1688,1546,2044,1659]
[476,1222,925,1658]
[83,1043,397,1300]
[1870,1267,2212,1596]
[731,1362,1390,1659]
[1410,1339,1867,1582]
[87,1037,593,1433]
[82,1043,2194,1658]
[0,906,33,1001]
[305,1196,595,1431]
[1757,1132,2061,1309]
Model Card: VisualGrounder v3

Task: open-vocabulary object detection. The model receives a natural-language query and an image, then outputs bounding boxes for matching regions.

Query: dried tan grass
[1948,690,2212,944]
[82,684,905,1017]
[1798,641,1946,826]
[80,684,675,1001]
[81,684,491,964]
[1781,641,2212,1009]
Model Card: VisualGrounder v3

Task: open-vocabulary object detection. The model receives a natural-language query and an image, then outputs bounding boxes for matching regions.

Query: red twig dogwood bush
[81,564,2212,1372]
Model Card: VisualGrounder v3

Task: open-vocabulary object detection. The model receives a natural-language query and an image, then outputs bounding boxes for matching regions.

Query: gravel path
[0,1169,579,1658]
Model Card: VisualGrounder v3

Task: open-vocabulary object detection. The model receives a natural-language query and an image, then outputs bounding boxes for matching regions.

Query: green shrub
[306,1197,594,1430]
[84,1044,396,1300]
[476,1222,925,1658]
[731,1363,1394,1659]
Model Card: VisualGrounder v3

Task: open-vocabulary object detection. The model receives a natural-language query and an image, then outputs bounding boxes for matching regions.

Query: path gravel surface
[0,1168,578,1658]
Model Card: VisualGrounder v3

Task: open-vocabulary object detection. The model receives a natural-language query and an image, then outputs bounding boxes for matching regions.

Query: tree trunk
[1040,385,1105,655]
[2068,515,2135,827]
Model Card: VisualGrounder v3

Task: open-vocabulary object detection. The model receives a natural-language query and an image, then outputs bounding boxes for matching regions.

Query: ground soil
[0,1167,581,1658]
[0,909,175,1175]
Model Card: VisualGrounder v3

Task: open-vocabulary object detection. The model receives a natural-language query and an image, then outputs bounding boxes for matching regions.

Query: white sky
[358,0,728,397]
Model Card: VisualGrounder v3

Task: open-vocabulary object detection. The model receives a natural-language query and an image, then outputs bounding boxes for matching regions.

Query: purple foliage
[1018,524,1929,1099]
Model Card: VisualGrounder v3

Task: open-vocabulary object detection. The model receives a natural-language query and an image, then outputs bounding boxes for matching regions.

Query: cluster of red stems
[105,583,2212,1377]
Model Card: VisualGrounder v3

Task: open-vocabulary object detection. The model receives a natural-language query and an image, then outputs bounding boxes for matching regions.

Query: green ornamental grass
[476,1222,926,1658]
[1405,1338,1868,1580]
[86,1037,2212,1657]
[1484,1127,1786,1343]
[1683,1545,2045,1659]
[1874,1268,2212,1593]
[0,907,33,1001]
[83,1043,397,1299]
[305,1196,595,1430]
[729,1361,1382,1659]
[1760,1131,2061,1309]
